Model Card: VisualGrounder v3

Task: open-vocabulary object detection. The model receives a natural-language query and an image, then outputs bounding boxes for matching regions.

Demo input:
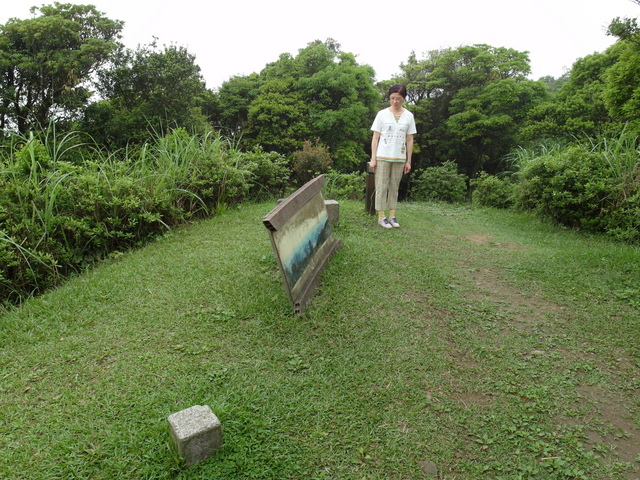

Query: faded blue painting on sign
[278,206,331,290]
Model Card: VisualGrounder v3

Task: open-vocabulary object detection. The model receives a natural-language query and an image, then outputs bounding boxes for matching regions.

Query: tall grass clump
[592,126,640,184]
[470,141,566,209]
[502,140,566,175]
[141,128,244,216]
[507,130,640,242]
[587,129,640,242]
[0,131,82,304]
[0,127,290,306]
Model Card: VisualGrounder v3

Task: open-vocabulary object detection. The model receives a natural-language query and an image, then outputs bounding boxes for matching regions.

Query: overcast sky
[2,0,640,90]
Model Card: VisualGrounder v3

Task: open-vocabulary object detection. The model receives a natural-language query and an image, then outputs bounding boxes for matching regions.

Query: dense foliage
[410,161,468,203]
[0,128,290,305]
[0,3,123,132]
[81,42,212,148]
[2,3,640,304]
[513,133,640,243]
[215,39,380,172]
[400,45,547,177]
[469,15,640,243]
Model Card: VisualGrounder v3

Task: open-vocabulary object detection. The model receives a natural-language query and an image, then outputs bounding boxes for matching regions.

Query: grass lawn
[1,200,639,479]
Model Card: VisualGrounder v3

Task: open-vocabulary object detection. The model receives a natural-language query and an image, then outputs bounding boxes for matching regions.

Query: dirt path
[456,232,640,477]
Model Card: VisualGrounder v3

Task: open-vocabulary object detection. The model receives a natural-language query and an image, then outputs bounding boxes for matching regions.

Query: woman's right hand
[370,158,377,172]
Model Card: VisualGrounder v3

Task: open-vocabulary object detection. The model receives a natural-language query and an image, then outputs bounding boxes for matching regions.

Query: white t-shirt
[370,108,417,162]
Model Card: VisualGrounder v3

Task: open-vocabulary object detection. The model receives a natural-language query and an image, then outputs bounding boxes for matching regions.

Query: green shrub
[410,161,468,203]
[14,135,52,176]
[322,171,366,200]
[0,127,294,305]
[591,129,640,242]
[599,172,640,243]
[515,145,611,231]
[503,133,640,243]
[292,140,332,186]
[0,233,59,307]
[238,147,291,201]
[471,172,516,208]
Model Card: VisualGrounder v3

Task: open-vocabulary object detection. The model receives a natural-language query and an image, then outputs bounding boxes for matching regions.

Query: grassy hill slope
[1,200,639,479]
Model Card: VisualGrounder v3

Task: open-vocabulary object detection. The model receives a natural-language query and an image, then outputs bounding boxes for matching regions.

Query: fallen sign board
[263,175,342,315]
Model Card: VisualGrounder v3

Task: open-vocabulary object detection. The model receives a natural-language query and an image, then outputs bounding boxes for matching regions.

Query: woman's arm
[370,130,380,171]
[404,134,414,174]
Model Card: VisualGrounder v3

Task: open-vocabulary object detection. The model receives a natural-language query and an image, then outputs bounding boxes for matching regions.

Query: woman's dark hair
[389,84,407,99]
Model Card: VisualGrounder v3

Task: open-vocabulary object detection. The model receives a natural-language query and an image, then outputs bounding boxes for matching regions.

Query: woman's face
[389,92,404,109]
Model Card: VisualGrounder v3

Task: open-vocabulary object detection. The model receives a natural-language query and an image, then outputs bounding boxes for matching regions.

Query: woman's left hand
[404,162,412,174]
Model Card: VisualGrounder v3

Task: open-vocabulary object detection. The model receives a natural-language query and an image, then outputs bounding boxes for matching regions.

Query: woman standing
[370,84,416,229]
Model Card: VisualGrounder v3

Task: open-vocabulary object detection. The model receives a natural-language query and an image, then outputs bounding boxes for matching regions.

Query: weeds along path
[386,202,640,477]
[457,233,639,468]
[0,200,638,479]
[326,201,639,477]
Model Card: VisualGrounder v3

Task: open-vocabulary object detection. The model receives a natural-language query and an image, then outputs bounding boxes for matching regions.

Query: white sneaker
[389,217,400,228]
[378,218,392,229]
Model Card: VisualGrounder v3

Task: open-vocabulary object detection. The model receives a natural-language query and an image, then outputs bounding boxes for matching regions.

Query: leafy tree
[400,44,544,176]
[0,3,123,133]
[82,42,209,147]
[538,73,570,94]
[400,50,444,104]
[604,15,640,133]
[605,49,640,132]
[608,14,640,46]
[522,7,640,144]
[448,77,547,175]
[244,39,379,171]
[522,49,620,142]
[297,49,378,171]
[245,77,311,154]
[212,73,261,137]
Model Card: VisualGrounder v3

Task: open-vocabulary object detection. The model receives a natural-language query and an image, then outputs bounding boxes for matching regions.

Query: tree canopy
[521,49,620,142]
[2,2,640,183]
[399,44,546,176]
[0,3,123,132]
[218,39,380,172]
[81,41,210,147]
[604,15,640,132]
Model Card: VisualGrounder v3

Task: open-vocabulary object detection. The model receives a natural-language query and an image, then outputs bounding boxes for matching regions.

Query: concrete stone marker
[324,199,339,225]
[168,405,222,467]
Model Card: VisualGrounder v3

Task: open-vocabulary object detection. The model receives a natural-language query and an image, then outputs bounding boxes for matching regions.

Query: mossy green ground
[1,200,639,479]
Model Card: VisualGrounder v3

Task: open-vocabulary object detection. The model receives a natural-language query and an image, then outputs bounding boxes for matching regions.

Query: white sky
[2,0,640,90]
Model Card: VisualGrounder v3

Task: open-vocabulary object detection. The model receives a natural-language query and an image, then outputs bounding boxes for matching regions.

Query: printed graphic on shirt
[381,123,409,145]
